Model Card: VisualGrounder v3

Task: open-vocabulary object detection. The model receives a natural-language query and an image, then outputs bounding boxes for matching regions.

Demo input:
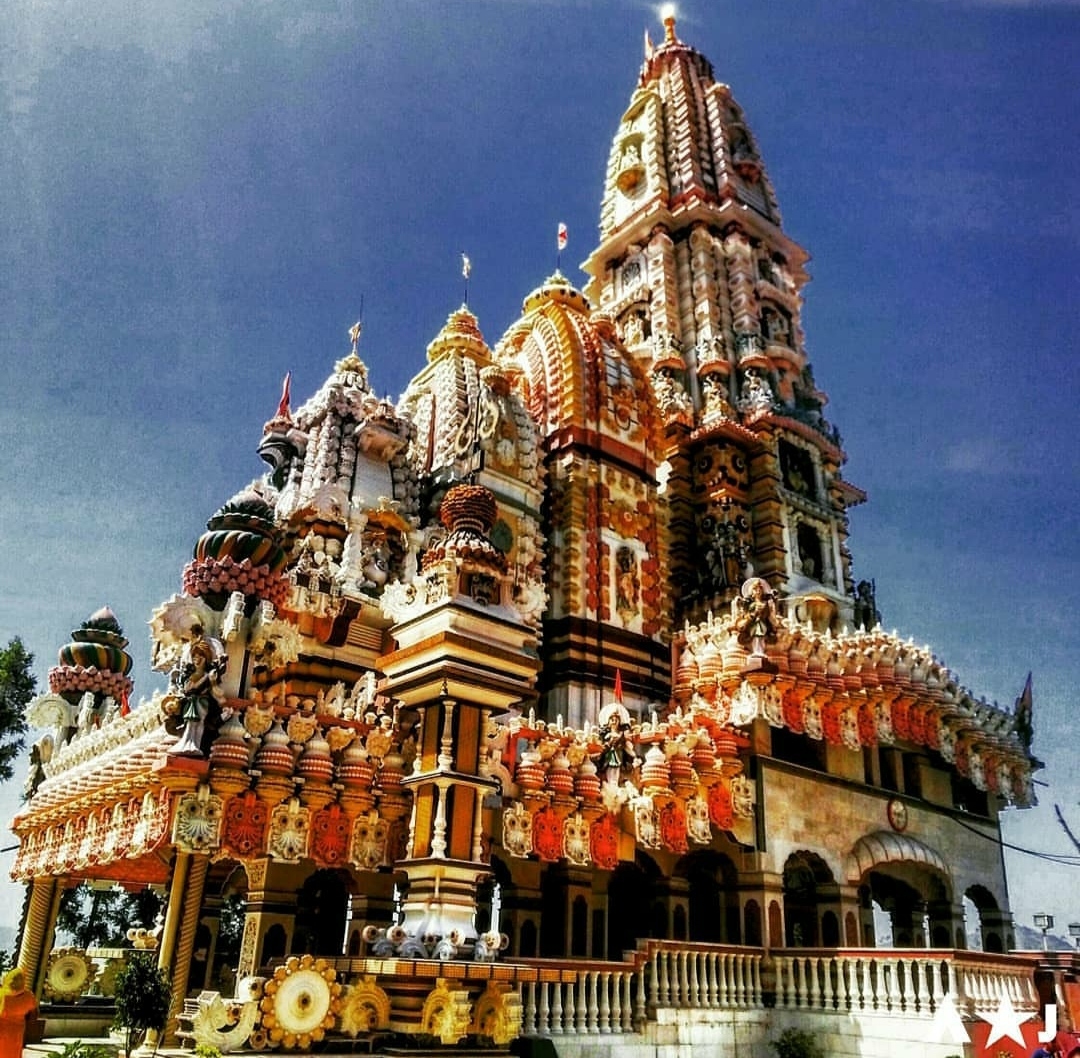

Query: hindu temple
[12,13,1064,1057]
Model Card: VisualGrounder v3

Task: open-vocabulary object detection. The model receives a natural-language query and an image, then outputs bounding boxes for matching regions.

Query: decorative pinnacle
[349,320,363,353]
[660,3,678,43]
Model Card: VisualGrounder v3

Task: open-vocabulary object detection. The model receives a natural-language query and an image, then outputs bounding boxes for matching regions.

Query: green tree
[113,953,171,1057]
[0,637,33,781]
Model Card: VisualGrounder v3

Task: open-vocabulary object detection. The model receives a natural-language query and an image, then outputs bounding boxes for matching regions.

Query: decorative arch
[674,848,741,944]
[848,833,956,949]
[844,830,950,884]
[783,850,837,948]
[607,850,664,960]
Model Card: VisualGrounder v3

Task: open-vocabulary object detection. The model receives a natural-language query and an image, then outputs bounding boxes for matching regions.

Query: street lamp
[1034,912,1054,952]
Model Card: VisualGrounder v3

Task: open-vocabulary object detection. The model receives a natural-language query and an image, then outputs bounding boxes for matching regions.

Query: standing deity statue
[732,578,779,657]
[853,579,881,631]
[165,625,227,756]
[595,702,635,787]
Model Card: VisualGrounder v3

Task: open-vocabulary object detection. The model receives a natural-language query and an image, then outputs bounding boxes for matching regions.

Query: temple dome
[426,305,491,365]
[496,272,658,461]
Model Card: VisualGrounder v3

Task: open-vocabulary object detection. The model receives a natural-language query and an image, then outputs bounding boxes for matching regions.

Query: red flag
[557,222,568,251]
[275,372,292,418]
[614,669,623,703]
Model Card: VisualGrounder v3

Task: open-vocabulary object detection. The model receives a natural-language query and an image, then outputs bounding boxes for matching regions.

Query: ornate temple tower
[582,12,866,632]
[496,276,669,726]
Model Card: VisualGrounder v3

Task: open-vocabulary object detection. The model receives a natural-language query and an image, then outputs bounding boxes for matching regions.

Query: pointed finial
[644,27,654,60]
[660,3,678,43]
[275,371,292,419]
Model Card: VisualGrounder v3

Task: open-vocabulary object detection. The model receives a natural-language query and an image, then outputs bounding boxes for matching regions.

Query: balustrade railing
[517,944,1041,1037]
[519,942,763,1036]
[518,960,640,1036]
[302,944,1042,1041]
[771,948,1040,1019]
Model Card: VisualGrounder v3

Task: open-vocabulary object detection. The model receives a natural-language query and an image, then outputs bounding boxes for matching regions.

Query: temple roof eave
[584,196,810,286]
[677,616,1035,804]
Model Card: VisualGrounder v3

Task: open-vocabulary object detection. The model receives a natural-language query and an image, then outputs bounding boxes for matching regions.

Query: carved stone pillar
[236,861,297,977]
[17,876,60,996]
[162,854,210,1044]
[144,851,193,1052]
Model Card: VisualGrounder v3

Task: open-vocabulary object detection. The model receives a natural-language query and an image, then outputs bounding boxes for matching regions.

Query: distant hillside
[1015,923,1075,952]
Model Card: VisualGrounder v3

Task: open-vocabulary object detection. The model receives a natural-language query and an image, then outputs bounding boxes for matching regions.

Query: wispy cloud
[943,438,1024,475]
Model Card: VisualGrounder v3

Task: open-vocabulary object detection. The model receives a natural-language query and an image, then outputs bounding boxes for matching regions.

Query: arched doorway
[675,849,741,944]
[292,869,351,955]
[607,852,663,960]
[847,831,956,949]
[965,885,1005,952]
[866,871,927,946]
[783,851,836,947]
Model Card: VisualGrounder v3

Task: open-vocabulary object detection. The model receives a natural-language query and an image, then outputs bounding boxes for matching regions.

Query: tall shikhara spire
[584,12,865,630]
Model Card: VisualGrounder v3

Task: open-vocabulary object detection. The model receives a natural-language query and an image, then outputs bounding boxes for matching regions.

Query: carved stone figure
[739,369,773,415]
[166,626,226,756]
[853,579,881,630]
[732,578,779,657]
[595,702,635,786]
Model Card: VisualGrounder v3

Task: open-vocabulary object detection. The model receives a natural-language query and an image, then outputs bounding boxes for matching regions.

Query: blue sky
[2,0,1078,939]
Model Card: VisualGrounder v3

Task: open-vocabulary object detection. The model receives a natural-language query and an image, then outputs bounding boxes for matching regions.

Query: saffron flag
[614,668,623,703]
[557,222,568,251]
[461,252,471,279]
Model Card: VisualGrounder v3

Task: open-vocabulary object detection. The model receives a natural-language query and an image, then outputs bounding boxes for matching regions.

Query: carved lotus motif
[44,948,96,1001]
[260,955,341,1050]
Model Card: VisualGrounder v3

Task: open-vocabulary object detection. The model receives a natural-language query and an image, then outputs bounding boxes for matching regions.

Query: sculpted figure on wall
[732,578,779,657]
[165,625,226,756]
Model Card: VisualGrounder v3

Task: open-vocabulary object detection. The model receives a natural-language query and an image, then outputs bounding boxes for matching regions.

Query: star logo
[930,993,970,1046]
[982,994,1032,1050]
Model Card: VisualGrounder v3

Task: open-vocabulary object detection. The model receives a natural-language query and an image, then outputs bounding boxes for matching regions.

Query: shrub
[770,1026,826,1058]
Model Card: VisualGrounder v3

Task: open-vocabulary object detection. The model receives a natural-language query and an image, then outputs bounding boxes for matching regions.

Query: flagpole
[461,252,471,306]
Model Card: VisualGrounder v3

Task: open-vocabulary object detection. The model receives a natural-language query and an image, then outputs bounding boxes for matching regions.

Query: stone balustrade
[516,943,1041,1040]
[264,944,1043,1049]
[771,948,1041,1019]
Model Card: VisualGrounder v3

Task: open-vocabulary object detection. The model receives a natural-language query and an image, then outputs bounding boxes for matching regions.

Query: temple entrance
[848,831,958,948]
[292,869,351,956]
[607,852,663,960]
[783,851,838,947]
[675,849,741,943]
